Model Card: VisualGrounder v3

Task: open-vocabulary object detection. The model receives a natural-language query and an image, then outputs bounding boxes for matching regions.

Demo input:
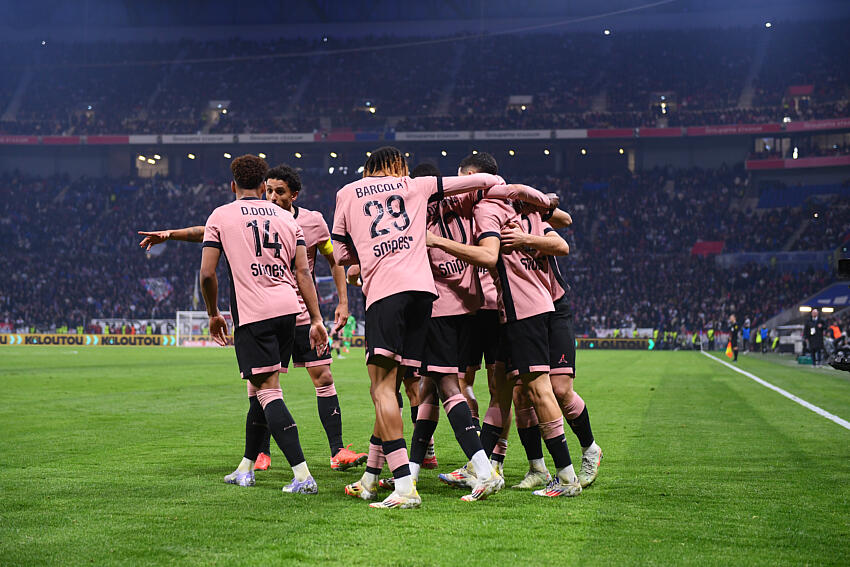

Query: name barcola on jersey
[355,181,404,199]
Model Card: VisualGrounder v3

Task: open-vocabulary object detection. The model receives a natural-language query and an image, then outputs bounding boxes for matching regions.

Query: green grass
[1,347,848,566]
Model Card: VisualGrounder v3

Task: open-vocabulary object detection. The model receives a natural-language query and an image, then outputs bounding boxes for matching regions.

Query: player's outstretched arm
[321,241,350,334]
[545,208,573,229]
[500,223,569,255]
[199,246,227,346]
[138,226,204,250]
[440,173,504,197]
[294,246,329,350]
[482,184,551,209]
[427,232,500,268]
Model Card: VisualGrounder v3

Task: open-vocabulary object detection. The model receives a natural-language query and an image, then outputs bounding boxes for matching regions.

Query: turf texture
[1,347,848,566]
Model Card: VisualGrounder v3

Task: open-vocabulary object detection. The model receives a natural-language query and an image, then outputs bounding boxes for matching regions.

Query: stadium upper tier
[0,166,844,332]
[1,22,848,136]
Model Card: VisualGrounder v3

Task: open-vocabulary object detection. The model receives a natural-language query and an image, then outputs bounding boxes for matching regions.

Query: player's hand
[545,192,560,211]
[138,230,171,251]
[333,303,349,335]
[309,321,329,353]
[346,265,362,287]
[209,314,228,347]
[500,224,529,251]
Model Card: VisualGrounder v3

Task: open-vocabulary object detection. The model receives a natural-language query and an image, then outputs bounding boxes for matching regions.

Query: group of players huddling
[138,147,602,509]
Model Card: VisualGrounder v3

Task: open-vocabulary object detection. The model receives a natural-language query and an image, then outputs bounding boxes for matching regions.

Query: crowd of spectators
[1,22,848,136]
[1,165,846,333]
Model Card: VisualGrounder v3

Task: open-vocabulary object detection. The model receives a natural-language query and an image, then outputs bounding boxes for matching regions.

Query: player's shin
[443,393,494,479]
[315,381,344,456]
[383,438,414,494]
[257,388,309,480]
[408,402,439,480]
[563,392,595,449]
[480,406,503,458]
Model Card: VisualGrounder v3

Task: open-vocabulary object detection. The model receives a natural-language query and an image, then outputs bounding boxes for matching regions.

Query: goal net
[176,310,233,347]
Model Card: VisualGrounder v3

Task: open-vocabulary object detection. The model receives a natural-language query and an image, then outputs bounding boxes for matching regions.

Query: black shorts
[466,309,500,370]
[548,295,576,377]
[365,291,434,367]
[422,314,476,376]
[292,324,333,368]
[233,314,296,380]
[498,312,551,378]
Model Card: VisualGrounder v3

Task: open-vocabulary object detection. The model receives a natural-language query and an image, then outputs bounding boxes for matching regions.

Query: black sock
[263,398,306,467]
[245,396,268,460]
[544,434,572,470]
[317,394,344,456]
[409,417,439,464]
[410,404,418,425]
[382,438,410,479]
[366,434,383,476]
[396,391,404,410]
[260,430,271,456]
[479,423,501,458]
[472,417,481,432]
[446,402,484,460]
[567,406,595,448]
[517,425,544,461]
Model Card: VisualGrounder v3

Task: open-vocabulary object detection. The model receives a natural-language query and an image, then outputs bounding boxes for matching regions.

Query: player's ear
[230,181,236,194]
[291,191,299,202]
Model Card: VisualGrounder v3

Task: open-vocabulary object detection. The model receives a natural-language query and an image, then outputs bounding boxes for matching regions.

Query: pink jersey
[332,173,503,310]
[473,198,554,323]
[517,213,569,303]
[477,267,499,310]
[541,221,570,302]
[427,185,551,317]
[292,205,332,326]
[203,197,304,327]
[427,193,481,317]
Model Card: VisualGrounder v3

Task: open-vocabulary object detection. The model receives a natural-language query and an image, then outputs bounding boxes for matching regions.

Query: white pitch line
[700,351,850,431]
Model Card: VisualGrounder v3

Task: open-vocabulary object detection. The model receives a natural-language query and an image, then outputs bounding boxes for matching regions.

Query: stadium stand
[2,21,848,135]
[1,167,845,334]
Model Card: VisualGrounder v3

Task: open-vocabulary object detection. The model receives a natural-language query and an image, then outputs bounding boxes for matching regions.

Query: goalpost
[176,310,234,347]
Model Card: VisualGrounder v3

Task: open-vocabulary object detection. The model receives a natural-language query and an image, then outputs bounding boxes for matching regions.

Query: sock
[363,435,384,486]
[472,416,481,432]
[409,403,439,464]
[383,438,412,494]
[259,391,306,468]
[517,426,544,461]
[410,404,418,425]
[529,457,547,472]
[292,461,311,482]
[566,406,595,449]
[260,431,271,456]
[236,457,254,474]
[469,450,494,480]
[409,462,421,480]
[540,418,572,470]
[557,463,578,484]
[245,396,268,460]
[396,391,404,410]
[315,384,344,456]
[491,437,508,464]
[479,423,501,458]
[443,395,484,461]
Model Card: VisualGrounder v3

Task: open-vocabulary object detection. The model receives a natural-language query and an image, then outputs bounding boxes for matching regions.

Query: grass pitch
[1,347,848,566]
